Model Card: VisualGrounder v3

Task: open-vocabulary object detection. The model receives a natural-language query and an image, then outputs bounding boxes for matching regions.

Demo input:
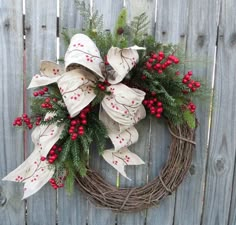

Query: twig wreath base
[75,121,196,212]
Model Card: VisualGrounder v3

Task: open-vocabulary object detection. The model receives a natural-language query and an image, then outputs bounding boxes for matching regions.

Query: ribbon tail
[3,114,64,198]
[102,147,145,179]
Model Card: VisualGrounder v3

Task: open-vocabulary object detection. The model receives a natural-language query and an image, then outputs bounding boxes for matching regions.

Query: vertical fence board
[87,1,123,224]
[116,1,156,225]
[0,1,25,225]
[173,0,220,225]
[202,0,236,224]
[58,0,87,224]
[147,1,189,225]
[25,1,57,224]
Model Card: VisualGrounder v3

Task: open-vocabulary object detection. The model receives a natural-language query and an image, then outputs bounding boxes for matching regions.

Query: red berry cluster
[35,117,42,126]
[49,178,64,189]
[13,113,33,129]
[182,71,201,93]
[144,51,180,75]
[187,102,196,113]
[41,144,62,164]
[97,80,110,91]
[41,97,53,109]
[33,87,48,97]
[143,93,164,118]
[68,106,91,140]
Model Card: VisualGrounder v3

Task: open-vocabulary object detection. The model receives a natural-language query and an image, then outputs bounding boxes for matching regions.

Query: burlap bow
[3,34,146,198]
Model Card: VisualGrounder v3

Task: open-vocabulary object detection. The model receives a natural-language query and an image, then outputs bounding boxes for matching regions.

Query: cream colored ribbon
[3,34,146,198]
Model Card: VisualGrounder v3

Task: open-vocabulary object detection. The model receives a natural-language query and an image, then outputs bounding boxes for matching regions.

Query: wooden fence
[0,0,236,224]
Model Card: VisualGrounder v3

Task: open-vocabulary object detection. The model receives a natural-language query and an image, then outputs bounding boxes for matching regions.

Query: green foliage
[183,110,196,129]
[75,0,103,34]
[64,160,76,194]
[113,8,128,47]
[130,12,149,43]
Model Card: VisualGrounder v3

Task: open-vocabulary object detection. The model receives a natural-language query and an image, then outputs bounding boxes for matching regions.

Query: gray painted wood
[0,1,25,225]
[116,1,156,225]
[58,0,88,224]
[1,1,236,225]
[201,0,236,225]
[147,1,189,225]
[25,1,57,225]
[173,0,220,225]
[87,1,124,224]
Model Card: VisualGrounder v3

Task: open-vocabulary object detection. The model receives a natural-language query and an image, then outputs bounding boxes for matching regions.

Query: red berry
[81,119,87,125]
[158,69,163,74]
[185,75,190,81]
[176,71,180,75]
[39,90,45,96]
[16,121,22,126]
[100,86,106,91]
[78,126,84,131]
[155,113,161,118]
[79,113,86,119]
[43,87,48,92]
[157,108,163,113]
[71,120,77,126]
[182,79,188,84]
[28,124,33,129]
[151,54,158,59]
[22,114,28,118]
[157,102,162,107]
[188,83,193,88]
[141,75,147,80]
[33,92,39,97]
[158,51,165,58]
[148,58,155,63]
[50,150,55,155]
[146,62,152,70]
[78,130,84,136]
[48,159,54,164]
[173,58,179,64]
[194,82,201,88]
[188,71,193,76]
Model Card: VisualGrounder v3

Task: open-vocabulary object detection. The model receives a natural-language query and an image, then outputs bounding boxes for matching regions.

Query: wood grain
[117,1,156,224]
[173,0,220,225]
[24,1,57,224]
[87,1,124,224]
[147,1,189,225]
[201,0,236,224]
[0,1,25,225]
[57,0,88,224]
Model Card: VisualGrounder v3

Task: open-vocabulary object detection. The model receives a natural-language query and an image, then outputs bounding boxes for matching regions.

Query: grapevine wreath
[3,8,206,212]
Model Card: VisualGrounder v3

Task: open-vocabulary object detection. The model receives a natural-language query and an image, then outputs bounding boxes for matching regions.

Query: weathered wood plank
[147,1,189,225]
[117,1,156,225]
[57,0,87,224]
[0,1,25,225]
[87,1,124,224]
[201,0,236,225]
[25,1,57,224]
[173,0,220,224]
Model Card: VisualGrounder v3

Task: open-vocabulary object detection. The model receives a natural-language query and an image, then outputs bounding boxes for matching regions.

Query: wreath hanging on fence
[3,7,207,212]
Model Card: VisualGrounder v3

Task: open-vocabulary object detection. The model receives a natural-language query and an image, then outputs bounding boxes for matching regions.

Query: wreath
[3,7,207,212]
